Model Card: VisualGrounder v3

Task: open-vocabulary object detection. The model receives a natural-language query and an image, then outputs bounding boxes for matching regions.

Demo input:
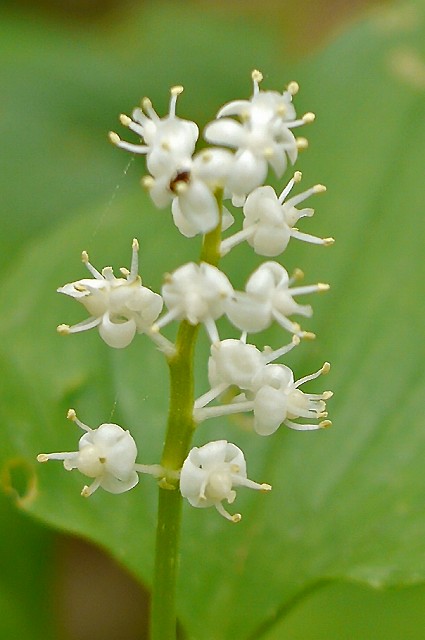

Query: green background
[1,1,425,638]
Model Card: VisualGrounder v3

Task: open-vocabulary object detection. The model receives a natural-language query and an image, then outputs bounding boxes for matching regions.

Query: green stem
[150,191,223,640]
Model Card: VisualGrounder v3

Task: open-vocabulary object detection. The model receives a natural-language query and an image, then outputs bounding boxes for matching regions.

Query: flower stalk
[151,191,223,640]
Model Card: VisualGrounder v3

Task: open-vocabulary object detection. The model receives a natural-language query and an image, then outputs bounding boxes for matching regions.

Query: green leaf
[1,1,425,639]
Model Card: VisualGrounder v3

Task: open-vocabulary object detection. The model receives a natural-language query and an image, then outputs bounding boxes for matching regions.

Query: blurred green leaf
[1,1,425,639]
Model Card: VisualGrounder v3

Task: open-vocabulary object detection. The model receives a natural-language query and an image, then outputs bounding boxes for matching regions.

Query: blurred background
[2,1,425,639]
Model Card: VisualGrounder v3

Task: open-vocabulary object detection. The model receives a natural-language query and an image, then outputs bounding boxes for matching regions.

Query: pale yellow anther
[119,114,132,127]
[323,391,333,399]
[292,268,304,281]
[260,483,272,492]
[57,324,70,335]
[252,69,263,83]
[141,97,152,111]
[174,181,189,195]
[302,331,316,340]
[296,137,309,150]
[81,486,91,498]
[324,237,335,246]
[319,420,332,429]
[120,267,130,276]
[74,284,86,293]
[313,184,327,194]
[171,85,184,96]
[67,408,77,421]
[37,454,49,463]
[321,362,331,375]
[287,81,299,95]
[149,323,160,334]
[302,112,316,123]
[161,141,171,151]
[141,175,155,190]
[81,250,89,263]
[318,283,330,292]
[277,104,287,117]
[231,513,242,523]
[132,238,139,251]
[264,147,275,159]
[293,170,302,182]
[108,131,121,145]
[292,335,301,346]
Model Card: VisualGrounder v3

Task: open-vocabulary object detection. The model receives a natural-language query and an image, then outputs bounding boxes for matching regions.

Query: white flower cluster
[39,71,333,524]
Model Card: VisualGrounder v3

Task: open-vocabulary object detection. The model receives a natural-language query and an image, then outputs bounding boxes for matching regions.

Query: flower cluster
[39,71,333,523]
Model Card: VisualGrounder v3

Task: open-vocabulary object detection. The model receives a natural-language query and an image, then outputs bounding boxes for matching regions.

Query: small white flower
[109,85,198,175]
[57,239,164,349]
[155,262,233,342]
[220,172,334,257]
[225,261,329,337]
[252,362,332,435]
[37,410,140,496]
[180,440,271,522]
[195,335,298,408]
[204,70,313,205]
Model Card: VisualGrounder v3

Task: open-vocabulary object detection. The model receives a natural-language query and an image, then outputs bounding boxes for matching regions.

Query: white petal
[98,314,137,348]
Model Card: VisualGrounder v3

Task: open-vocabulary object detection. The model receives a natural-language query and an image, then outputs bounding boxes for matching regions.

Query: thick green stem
[150,191,223,640]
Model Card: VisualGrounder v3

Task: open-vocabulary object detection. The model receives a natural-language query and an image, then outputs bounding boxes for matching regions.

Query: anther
[317,283,330,292]
[313,184,326,193]
[57,324,70,335]
[302,112,315,123]
[141,175,154,190]
[119,114,132,127]
[67,409,77,421]
[171,85,184,97]
[296,137,309,150]
[108,131,121,145]
[287,81,299,95]
[319,420,332,429]
[324,237,335,246]
[321,362,331,374]
[252,69,263,83]
[293,170,302,182]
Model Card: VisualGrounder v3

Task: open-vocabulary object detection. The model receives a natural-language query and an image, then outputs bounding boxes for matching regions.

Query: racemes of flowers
[37,70,334,640]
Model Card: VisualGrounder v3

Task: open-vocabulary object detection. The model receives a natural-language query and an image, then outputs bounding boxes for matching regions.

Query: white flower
[57,239,164,349]
[37,410,140,496]
[225,261,329,337]
[109,85,198,176]
[155,262,233,342]
[168,148,235,237]
[194,335,299,411]
[180,440,271,522]
[252,362,332,435]
[220,172,334,257]
[204,70,313,205]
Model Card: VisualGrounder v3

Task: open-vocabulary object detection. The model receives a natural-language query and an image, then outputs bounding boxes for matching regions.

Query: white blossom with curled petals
[251,362,332,435]
[220,172,334,257]
[155,262,233,342]
[37,410,141,497]
[194,335,299,414]
[179,440,271,522]
[225,261,329,337]
[204,70,314,205]
[169,148,235,237]
[109,86,198,176]
[57,239,167,351]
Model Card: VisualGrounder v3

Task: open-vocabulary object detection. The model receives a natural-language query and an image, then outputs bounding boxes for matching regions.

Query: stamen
[252,69,263,94]
[82,250,104,279]
[129,238,139,281]
[169,85,184,117]
[215,502,241,522]
[287,81,299,95]
[296,137,308,150]
[67,409,92,432]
